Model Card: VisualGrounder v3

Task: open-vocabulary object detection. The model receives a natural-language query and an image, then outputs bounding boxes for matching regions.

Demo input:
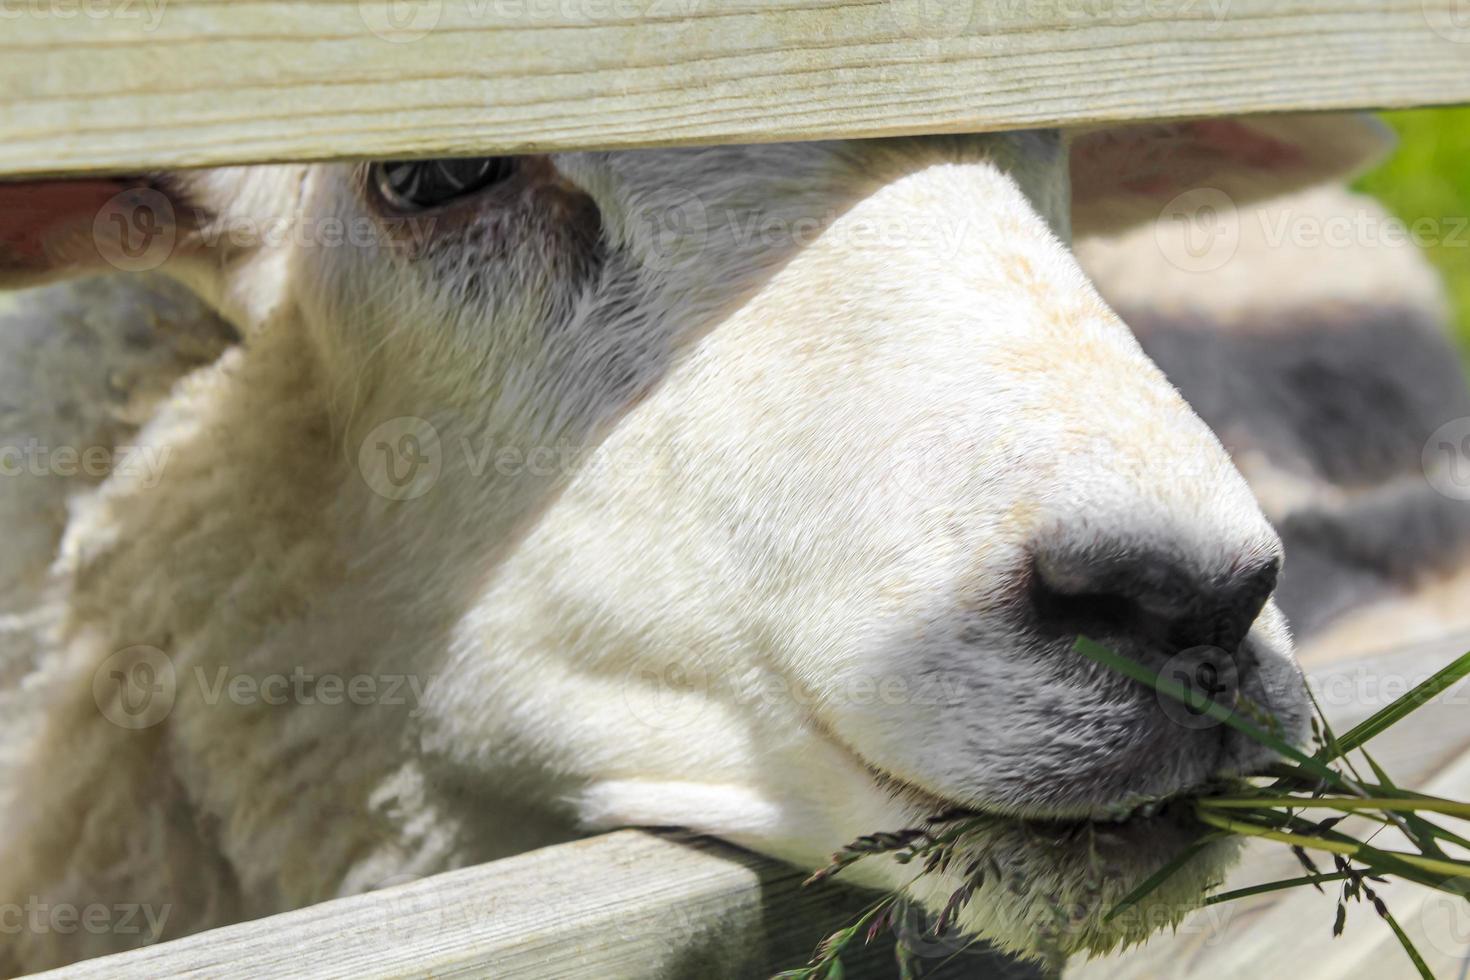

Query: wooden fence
[4,2,1470,177]
[7,3,1470,977]
[22,636,1470,978]
[26,828,1039,979]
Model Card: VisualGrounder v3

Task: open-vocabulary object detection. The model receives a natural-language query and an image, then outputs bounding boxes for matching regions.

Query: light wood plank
[34,639,1470,979]
[3,1,1470,177]
[28,828,1034,979]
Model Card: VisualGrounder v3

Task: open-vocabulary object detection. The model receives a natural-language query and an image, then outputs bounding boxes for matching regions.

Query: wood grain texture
[3,1,1470,177]
[29,640,1469,979]
[28,829,1037,979]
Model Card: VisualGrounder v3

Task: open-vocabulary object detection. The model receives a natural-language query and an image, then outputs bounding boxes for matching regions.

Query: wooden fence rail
[27,829,1038,979]
[4,2,1470,177]
[28,636,1470,979]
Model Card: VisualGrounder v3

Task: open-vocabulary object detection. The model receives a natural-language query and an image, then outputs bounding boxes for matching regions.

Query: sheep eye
[374,157,518,210]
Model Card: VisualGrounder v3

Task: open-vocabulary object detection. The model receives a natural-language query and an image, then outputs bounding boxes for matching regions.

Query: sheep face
[254,130,1332,962]
[0,116,1392,965]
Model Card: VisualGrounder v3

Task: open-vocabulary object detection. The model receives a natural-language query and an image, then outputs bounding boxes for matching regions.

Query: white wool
[0,118,1400,973]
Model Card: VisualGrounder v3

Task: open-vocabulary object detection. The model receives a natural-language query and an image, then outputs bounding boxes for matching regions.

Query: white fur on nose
[413,148,1305,965]
[425,147,1289,836]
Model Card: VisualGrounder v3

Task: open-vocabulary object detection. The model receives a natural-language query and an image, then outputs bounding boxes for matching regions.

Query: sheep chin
[891,809,1240,969]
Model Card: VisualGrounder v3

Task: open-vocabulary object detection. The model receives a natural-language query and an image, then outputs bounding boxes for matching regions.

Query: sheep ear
[1068,112,1394,237]
[0,176,203,290]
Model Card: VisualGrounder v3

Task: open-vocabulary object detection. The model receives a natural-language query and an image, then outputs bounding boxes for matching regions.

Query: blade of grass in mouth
[781,640,1470,980]
[1071,637,1349,788]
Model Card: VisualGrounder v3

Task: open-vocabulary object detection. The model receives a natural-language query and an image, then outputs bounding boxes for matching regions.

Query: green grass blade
[1305,681,1370,786]
[1196,810,1470,888]
[1073,638,1347,788]
[1381,907,1434,980]
[1325,649,1470,759]
[1198,796,1470,819]
[1360,747,1398,791]
[1359,746,1454,860]
[1103,835,1224,922]
[1203,872,1351,905]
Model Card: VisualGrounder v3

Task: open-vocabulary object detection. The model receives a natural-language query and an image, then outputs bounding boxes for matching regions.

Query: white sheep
[0,114,1429,975]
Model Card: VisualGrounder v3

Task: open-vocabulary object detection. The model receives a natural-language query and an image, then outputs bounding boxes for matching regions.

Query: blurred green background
[1356,107,1470,351]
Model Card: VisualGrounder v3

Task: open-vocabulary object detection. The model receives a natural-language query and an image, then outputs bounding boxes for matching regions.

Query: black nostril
[1030,546,1279,653]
